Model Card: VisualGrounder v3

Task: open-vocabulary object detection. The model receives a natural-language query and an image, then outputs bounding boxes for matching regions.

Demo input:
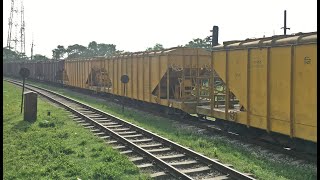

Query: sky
[3,0,317,58]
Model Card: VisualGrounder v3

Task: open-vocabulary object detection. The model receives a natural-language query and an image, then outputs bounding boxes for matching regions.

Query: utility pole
[31,35,35,60]
[7,0,26,54]
[281,10,290,35]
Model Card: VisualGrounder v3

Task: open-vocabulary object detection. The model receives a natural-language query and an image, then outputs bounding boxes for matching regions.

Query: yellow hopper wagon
[196,32,317,144]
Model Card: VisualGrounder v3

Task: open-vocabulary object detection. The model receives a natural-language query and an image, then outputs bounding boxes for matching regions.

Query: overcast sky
[3,0,317,58]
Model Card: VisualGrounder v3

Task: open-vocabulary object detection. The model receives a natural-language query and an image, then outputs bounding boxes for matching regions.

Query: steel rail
[5,78,255,180]
[6,79,192,179]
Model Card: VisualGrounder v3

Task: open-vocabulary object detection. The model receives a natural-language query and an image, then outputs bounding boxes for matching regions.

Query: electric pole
[31,36,35,60]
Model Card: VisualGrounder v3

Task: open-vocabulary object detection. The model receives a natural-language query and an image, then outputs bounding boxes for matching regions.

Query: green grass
[3,81,150,180]
[21,79,317,180]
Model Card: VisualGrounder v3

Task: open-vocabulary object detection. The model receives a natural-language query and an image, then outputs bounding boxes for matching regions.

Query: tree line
[3,36,212,62]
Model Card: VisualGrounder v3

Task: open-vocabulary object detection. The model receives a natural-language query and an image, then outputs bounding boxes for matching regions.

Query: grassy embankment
[3,81,149,179]
[22,79,317,180]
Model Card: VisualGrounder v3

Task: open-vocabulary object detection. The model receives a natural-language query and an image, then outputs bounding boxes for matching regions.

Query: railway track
[9,77,317,164]
[182,118,317,164]
[102,87,317,164]
[5,79,255,180]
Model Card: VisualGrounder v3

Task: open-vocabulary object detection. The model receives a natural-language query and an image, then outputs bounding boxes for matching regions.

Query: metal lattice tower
[7,0,26,54]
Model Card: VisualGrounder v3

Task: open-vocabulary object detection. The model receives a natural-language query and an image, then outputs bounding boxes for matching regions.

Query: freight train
[3,31,317,146]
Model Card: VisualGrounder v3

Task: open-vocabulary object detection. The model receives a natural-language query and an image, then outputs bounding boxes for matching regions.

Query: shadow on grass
[12,119,33,132]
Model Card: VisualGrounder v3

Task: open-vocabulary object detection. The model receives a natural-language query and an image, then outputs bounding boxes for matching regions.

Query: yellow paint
[201,33,317,142]
[227,50,248,111]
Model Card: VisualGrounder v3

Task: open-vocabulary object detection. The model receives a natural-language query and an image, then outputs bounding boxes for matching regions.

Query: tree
[17,52,28,61]
[33,54,50,61]
[146,43,164,51]
[66,44,88,59]
[88,41,98,56]
[96,43,116,56]
[50,42,120,59]
[52,45,66,60]
[3,47,19,61]
[184,36,211,49]
[3,47,28,61]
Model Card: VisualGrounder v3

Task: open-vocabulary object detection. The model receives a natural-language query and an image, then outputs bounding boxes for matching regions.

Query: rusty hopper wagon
[3,60,66,83]
[196,32,317,143]
[64,47,211,113]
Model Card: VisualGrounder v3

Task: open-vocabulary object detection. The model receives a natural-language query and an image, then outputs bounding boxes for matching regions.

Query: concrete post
[24,91,38,122]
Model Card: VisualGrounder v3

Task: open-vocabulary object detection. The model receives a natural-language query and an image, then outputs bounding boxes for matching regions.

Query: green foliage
[66,44,88,59]
[3,47,29,61]
[33,54,50,61]
[184,36,212,49]
[88,41,98,56]
[3,81,149,179]
[52,45,66,60]
[96,43,117,56]
[146,43,164,51]
[61,41,118,59]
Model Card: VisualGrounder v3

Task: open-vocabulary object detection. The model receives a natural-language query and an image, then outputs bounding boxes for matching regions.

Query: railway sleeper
[168,160,198,168]
[130,138,153,143]
[112,145,127,150]
[76,108,92,111]
[81,112,97,116]
[94,132,107,136]
[78,110,95,113]
[75,120,86,124]
[84,126,95,129]
[75,107,90,111]
[95,120,113,124]
[99,135,110,139]
[87,114,104,118]
[203,175,229,180]
[139,143,163,149]
[119,149,134,155]
[117,131,137,135]
[149,171,168,179]
[122,134,143,138]
[129,157,145,163]
[68,114,78,118]
[81,123,93,126]
[112,128,131,132]
[105,125,123,128]
[137,163,154,169]
[101,122,119,126]
[147,147,172,153]
[72,117,82,121]
[158,154,185,161]
[180,166,211,175]
[92,118,111,121]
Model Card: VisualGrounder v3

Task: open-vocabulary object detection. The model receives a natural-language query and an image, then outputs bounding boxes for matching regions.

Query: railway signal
[210,25,219,47]
[121,75,129,113]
